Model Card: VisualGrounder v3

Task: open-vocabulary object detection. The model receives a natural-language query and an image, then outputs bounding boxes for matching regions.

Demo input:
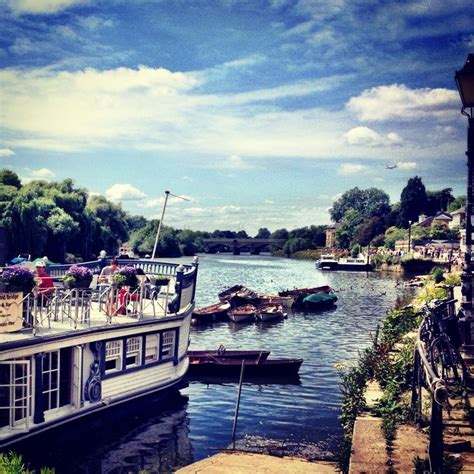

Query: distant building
[416,212,452,228]
[326,224,337,248]
[450,206,466,229]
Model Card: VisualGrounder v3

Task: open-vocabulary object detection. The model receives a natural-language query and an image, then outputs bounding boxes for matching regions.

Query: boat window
[42,351,60,411]
[105,340,123,374]
[161,331,175,360]
[126,337,141,368]
[145,334,159,364]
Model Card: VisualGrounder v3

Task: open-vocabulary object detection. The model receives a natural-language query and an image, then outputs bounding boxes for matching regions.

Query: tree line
[0,169,464,262]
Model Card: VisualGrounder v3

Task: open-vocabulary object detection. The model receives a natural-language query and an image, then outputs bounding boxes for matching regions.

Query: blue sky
[0,0,473,234]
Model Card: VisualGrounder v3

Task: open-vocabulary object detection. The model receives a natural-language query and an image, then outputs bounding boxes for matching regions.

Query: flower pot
[151,277,170,286]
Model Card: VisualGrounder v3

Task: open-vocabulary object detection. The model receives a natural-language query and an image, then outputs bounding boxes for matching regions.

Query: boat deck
[0,285,179,346]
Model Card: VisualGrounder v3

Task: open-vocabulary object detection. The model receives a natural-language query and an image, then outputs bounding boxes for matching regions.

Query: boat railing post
[232,360,245,450]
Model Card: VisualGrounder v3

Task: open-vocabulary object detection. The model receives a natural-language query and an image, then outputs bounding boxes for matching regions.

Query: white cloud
[216,155,254,170]
[338,164,370,176]
[346,84,458,122]
[30,168,55,179]
[0,148,15,157]
[6,0,87,14]
[343,127,402,147]
[105,184,146,201]
[396,161,417,170]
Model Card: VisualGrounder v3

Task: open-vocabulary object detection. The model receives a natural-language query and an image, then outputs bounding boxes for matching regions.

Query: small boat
[302,292,337,311]
[192,301,230,323]
[187,356,303,376]
[315,254,338,270]
[188,348,271,362]
[279,285,333,307]
[256,294,294,309]
[256,303,284,322]
[218,285,259,307]
[228,304,257,323]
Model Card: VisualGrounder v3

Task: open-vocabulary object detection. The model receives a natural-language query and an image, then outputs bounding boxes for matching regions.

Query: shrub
[431,267,445,284]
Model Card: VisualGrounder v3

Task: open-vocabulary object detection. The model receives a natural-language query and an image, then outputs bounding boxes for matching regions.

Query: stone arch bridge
[202,238,285,255]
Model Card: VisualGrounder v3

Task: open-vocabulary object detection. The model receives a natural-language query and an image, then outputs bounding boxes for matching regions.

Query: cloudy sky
[0,0,473,234]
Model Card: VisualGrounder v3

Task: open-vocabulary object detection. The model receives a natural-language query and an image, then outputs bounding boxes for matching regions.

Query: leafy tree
[425,188,454,216]
[236,230,249,238]
[255,227,271,239]
[336,209,364,249]
[356,216,385,247]
[448,195,466,212]
[283,237,312,256]
[0,169,21,189]
[271,228,289,240]
[384,226,407,250]
[399,176,427,228]
[330,187,390,223]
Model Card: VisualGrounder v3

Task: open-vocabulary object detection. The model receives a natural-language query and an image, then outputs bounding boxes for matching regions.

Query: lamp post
[455,54,474,325]
[408,220,412,255]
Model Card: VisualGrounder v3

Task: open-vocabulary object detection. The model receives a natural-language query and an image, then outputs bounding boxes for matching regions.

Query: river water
[16,254,413,473]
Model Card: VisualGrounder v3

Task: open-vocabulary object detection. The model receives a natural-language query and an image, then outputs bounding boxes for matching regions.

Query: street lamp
[408,220,412,255]
[455,54,474,323]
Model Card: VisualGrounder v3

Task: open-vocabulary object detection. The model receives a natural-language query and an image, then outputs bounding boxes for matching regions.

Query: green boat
[302,292,337,311]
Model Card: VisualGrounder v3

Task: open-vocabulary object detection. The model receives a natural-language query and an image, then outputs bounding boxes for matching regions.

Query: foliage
[444,272,461,286]
[356,217,386,246]
[400,256,438,274]
[399,176,427,227]
[413,454,462,474]
[425,188,454,216]
[380,308,422,345]
[351,244,360,257]
[330,187,391,223]
[448,196,466,213]
[431,267,445,284]
[370,234,385,247]
[0,169,21,189]
[414,281,448,306]
[271,228,289,240]
[255,227,271,239]
[384,226,407,250]
[0,451,55,473]
[283,237,312,256]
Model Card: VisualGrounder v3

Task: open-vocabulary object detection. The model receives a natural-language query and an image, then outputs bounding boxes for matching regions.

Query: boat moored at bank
[0,257,199,447]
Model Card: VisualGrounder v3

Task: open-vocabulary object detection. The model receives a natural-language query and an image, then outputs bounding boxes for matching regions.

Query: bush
[431,266,445,284]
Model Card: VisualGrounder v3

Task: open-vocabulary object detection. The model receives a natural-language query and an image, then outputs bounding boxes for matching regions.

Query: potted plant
[151,274,170,286]
[1,266,36,293]
[63,265,93,289]
[113,266,138,287]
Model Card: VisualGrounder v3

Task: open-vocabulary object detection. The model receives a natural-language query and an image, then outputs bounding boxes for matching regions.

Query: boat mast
[151,190,189,259]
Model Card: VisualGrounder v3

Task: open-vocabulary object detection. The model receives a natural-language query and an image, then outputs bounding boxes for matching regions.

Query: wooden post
[232,360,245,449]
[429,397,443,473]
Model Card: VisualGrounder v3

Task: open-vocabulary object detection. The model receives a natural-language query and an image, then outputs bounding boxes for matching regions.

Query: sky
[0,0,473,235]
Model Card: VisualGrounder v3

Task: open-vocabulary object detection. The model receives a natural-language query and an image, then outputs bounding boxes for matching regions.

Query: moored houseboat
[0,257,199,447]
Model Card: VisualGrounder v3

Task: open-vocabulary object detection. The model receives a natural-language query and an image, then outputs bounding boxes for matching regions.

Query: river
[15,254,413,473]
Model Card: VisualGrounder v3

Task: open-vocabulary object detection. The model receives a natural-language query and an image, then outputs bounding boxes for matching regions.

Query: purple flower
[2,265,36,286]
[118,265,137,278]
[65,265,93,281]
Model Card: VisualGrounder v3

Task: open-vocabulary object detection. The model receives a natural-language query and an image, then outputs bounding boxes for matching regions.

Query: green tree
[448,195,466,212]
[282,237,312,256]
[384,226,407,250]
[271,228,289,240]
[425,188,454,215]
[336,209,364,249]
[399,176,427,228]
[255,228,271,239]
[330,187,390,223]
[0,169,21,189]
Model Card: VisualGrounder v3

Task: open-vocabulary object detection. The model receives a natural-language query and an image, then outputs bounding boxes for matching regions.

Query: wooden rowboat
[279,285,333,307]
[188,349,271,362]
[187,356,303,377]
[228,304,257,323]
[192,301,230,323]
[256,303,284,322]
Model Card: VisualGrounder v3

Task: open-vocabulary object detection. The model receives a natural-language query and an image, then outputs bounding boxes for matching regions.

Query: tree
[255,228,271,239]
[355,216,385,247]
[0,169,21,189]
[271,228,289,240]
[329,187,390,223]
[282,237,312,256]
[448,196,466,212]
[425,188,454,216]
[336,209,364,249]
[384,226,407,250]
[399,176,427,228]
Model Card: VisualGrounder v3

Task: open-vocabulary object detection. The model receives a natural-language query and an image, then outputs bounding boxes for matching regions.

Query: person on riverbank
[99,258,119,283]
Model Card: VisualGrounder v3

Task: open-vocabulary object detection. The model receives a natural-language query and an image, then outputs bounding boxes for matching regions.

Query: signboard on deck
[0,292,23,333]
